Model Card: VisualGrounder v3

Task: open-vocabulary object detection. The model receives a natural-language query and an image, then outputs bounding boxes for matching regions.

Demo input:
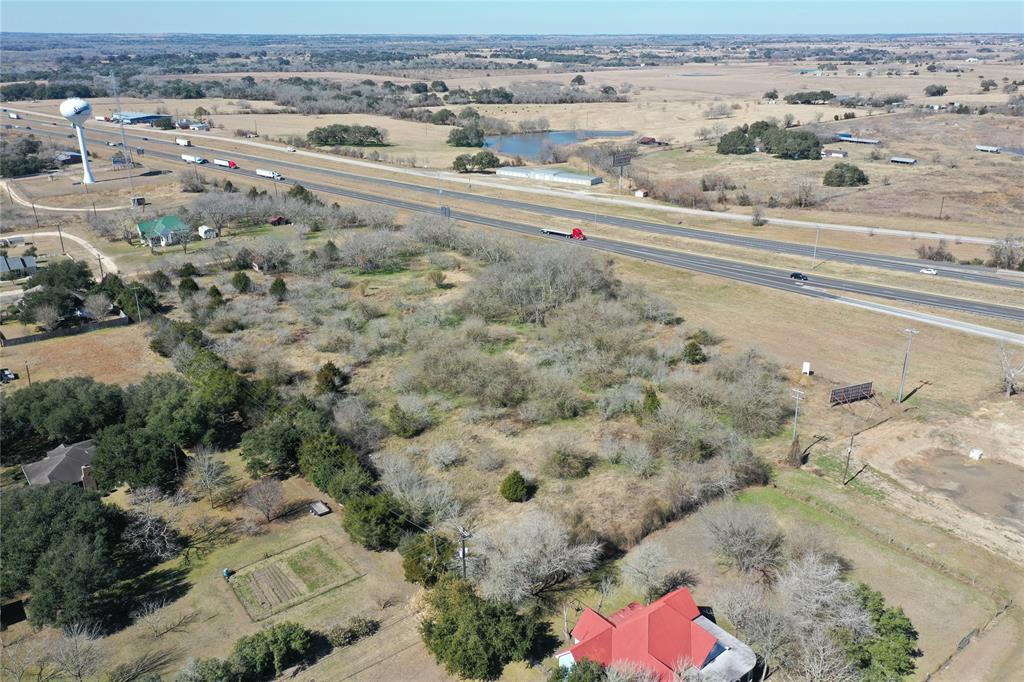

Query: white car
[286,146,297,152]
[919,268,938,275]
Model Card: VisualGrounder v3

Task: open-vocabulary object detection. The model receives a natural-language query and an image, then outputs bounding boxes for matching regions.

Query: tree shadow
[525,622,562,666]
[98,565,191,632]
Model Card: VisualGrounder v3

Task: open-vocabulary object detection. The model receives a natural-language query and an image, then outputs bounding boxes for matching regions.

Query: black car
[789,272,809,281]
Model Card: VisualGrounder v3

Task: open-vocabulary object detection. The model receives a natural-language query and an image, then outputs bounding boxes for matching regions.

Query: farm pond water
[483,129,633,161]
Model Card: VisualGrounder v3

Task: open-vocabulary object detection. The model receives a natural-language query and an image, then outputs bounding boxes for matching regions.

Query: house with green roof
[137,215,192,247]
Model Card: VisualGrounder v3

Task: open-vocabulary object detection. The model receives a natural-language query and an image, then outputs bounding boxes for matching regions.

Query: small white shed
[197,225,219,240]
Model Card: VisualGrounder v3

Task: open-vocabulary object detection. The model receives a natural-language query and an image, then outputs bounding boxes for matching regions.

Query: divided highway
[15,121,1024,324]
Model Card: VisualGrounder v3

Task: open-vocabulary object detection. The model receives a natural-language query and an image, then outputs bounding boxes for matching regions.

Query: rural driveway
[3,230,119,274]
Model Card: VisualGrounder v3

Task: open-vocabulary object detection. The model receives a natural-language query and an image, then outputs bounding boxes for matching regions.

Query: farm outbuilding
[0,255,37,277]
[975,145,1001,153]
[835,133,879,145]
[496,166,602,186]
[890,156,918,165]
[197,225,219,240]
[54,150,82,166]
[821,149,848,158]
[113,111,171,125]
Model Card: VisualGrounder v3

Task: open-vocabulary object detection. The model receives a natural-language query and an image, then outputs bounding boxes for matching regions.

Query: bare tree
[606,661,661,682]
[473,510,602,604]
[988,235,1024,270]
[185,446,234,505]
[51,624,104,682]
[998,343,1024,397]
[242,477,284,523]
[375,453,460,525]
[751,206,766,227]
[699,502,784,583]
[623,542,669,601]
[795,182,818,208]
[1,634,58,682]
[32,303,60,331]
[718,582,793,682]
[122,507,185,563]
[83,293,111,322]
[777,552,872,639]
[131,598,198,639]
[789,629,861,682]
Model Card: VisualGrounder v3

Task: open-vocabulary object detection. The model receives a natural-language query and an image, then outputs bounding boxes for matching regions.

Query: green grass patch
[286,542,342,591]
[810,453,886,500]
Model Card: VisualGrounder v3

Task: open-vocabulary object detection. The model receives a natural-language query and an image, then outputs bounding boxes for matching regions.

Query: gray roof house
[0,255,37,277]
[22,440,97,490]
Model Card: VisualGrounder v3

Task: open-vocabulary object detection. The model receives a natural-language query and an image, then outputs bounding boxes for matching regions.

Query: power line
[790,388,805,442]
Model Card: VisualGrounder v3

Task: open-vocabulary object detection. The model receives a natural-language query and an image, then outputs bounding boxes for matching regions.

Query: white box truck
[256,169,284,180]
[181,154,207,164]
[174,138,191,147]
[213,159,238,169]
[8,112,20,119]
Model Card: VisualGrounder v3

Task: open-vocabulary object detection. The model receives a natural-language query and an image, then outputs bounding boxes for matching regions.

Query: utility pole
[937,196,945,220]
[811,225,821,269]
[56,221,66,254]
[456,525,472,579]
[31,203,40,229]
[24,363,32,386]
[897,328,919,403]
[843,434,855,484]
[790,388,805,442]
[97,255,104,279]
[132,285,144,321]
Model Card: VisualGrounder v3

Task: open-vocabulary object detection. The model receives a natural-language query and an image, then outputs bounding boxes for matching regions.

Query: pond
[483,129,634,161]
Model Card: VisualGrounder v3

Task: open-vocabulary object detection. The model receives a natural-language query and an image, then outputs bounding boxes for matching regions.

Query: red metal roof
[565,588,717,681]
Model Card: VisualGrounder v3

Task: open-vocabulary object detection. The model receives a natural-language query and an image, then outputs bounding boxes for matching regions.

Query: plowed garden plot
[230,537,360,621]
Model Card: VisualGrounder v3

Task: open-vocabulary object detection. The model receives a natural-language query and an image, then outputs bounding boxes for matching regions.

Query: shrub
[388,395,434,438]
[924,84,948,96]
[621,441,658,478]
[341,493,408,551]
[326,465,374,504]
[544,444,593,479]
[399,532,455,586]
[426,269,447,288]
[314,361,350,394]
[823,162,869,187]
[269,277,287,302]
[231,270,252,293]
[427,442,461,470]
[178,277,199,299]
[500,470,529,502]
[682,340,708,364]
[325,616,381,648]
[228,622,314,680]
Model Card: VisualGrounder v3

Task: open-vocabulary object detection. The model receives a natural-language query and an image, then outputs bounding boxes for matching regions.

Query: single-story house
[22,440,97,490]
[821,148,848,158]
[557,587,757,682]
[137,215,192,247]
[197,225,219,240]
[0,255,37,278]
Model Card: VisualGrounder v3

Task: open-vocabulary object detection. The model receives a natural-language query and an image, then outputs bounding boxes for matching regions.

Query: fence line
[0,313,132,347]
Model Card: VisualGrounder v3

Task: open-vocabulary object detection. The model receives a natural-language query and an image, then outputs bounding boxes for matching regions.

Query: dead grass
[0,322,171,386]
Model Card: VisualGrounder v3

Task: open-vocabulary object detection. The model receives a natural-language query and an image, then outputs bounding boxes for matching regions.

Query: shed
[309,501,331,517]
[268,215,290,226]
[975,145,1001,154]
[197,225,219,240]
[137,215,192,247]
[820,149,848,158]
[54,150,82,166]
[495,167,602,187]
[890,156,917,165]
[637,136,657,145]
[0,255,37,277]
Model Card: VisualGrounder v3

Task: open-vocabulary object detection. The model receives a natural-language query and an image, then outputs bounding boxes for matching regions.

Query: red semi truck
[540,227,586,240]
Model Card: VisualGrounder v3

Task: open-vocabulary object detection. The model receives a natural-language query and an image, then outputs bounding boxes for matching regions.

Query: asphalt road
[16,122,1024,323]
[18,114,1021,291]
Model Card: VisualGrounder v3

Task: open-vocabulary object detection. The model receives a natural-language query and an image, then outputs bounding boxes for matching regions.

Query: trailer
[174,138,192,147]
[213,159,238,169]
[256,169,284,180]
[181,154,207,164]
[7,112,20,119]
[540,227,587,240]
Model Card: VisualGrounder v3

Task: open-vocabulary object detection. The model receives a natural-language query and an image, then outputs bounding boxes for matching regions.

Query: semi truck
[540,227,587,240]
[181,154,207,164]
[256,169,284,180]
[174,138,192,147]
[213,159,238,169]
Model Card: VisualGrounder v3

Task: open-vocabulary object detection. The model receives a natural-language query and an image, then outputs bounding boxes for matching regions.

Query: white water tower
[59,97,96,184]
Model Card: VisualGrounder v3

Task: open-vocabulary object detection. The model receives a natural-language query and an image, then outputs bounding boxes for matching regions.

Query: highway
[12,118,1024,325]
[29,115,1020,291]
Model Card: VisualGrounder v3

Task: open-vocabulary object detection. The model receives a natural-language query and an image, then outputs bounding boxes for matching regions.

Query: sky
[0,0,1021,35]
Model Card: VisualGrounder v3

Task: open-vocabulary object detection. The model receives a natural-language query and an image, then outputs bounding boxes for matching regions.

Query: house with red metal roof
[556,587,757,681]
